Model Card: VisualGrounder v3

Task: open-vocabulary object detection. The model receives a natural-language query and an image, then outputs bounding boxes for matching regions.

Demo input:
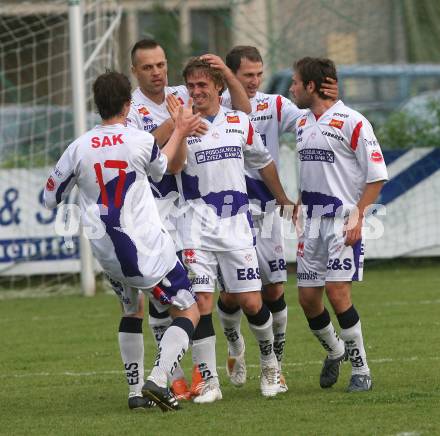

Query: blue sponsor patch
[299,148,334,163]
[195,146,242,164]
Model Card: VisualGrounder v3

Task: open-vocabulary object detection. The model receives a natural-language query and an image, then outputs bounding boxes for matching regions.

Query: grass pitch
[0,260,439,436]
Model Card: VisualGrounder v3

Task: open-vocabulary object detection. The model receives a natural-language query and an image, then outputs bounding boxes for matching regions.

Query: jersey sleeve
[146,139,168,182]
[43,145,77,209]
[168,85,190,105]
[277,95,305,133]
[220,90,232,110]
[350,118,388,183]
[242,119,273,170]
[126,104,143,130]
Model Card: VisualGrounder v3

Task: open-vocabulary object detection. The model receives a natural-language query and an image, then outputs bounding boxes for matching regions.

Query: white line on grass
[1,356,439,379]
[1,299,439,324]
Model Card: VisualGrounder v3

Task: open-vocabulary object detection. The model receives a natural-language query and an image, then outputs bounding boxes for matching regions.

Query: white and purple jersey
[127,86,190,213]
[295,100,388,217]
[177,107,273,251]
[43,124,176,288]
[222,90,304,215]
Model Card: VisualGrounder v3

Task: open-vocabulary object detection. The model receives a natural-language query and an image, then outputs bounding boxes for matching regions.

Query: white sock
[272,307,288,366]
[149,324,190,388]
[340,320,370,375]
[216,304,245,356]
[248,313,277,365]
[192,336,218,380]
[149,315,185,382]
[311,322,345,359]
[119,332,144,397]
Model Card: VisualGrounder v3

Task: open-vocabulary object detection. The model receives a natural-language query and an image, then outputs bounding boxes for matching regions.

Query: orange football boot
[189,365,205,398]
[171,378,191,400]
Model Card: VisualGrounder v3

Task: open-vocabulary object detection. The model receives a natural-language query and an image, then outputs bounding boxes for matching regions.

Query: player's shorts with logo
[253,212,287,285]
[181,247,262,293]
[108,260,196,315]
[296,216,364,287]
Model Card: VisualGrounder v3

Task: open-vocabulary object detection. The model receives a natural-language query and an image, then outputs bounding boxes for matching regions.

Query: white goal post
[0,0,121,296]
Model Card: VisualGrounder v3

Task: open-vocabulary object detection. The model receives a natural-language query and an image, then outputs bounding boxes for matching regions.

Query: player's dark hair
[93,70,131,120]
[226,45,263,73]
[294,57,337,100]
[131,38,161,66]
[182,57,225,94]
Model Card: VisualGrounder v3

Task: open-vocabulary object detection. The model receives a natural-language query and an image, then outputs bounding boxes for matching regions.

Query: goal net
[0,0,121,296]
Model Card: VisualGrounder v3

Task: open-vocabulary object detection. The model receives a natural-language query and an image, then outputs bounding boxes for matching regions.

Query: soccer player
[123,38,252,400]
[169,57,295,402]
[43,71,202,411]
[290,57,388,392]
[217,46,338,392]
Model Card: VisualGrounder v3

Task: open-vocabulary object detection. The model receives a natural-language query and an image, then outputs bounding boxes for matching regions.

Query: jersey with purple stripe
[176,107,272,251]
[43,123,177,289]
[296,100,388,217]
[127,86,189,248]
[127,86,188,201]
[222,90,304,214]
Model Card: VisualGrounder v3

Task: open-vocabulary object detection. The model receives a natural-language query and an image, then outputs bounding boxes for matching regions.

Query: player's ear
[306,80,316,94]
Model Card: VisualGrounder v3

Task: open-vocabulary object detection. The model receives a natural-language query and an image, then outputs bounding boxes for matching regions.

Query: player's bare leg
[192,292,222,403]
[326,281,372,392]
[298,286,346,388]
[262,282,288,391]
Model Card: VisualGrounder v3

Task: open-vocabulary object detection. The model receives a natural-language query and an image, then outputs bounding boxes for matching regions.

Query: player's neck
[101,115,125,126]
[197,103,220,118]
[310,98,336,118]
[141,87,165,105]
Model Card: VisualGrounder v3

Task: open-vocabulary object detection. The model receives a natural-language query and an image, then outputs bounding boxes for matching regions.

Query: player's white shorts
[254,212,287,285]
[181,247,262,293]
[296,216,364,287]
[108,260,196,315]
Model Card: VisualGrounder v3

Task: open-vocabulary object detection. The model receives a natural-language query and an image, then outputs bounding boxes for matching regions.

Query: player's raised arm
[166,94,208,138]
[161,97,201,173]
[320,77,339,100]
[43,147,76,209]
[150,117,175,147]
[200,53,251,114]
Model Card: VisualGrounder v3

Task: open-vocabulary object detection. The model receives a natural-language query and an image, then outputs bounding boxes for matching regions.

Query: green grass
[1,261,439,435]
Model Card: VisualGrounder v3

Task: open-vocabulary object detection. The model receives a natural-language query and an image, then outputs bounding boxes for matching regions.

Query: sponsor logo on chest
[195,146,242,164]
[321,130,344,141]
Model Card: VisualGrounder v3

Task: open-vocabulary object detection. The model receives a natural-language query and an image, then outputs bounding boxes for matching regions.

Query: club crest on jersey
[226,115,240,123]
[138,106,150,116]
[298,118,307,127]
[329,119,344,129]
[183,249,196,264]
[256,102,268,111]
[46,176,55,191]
[370,150,384,162]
